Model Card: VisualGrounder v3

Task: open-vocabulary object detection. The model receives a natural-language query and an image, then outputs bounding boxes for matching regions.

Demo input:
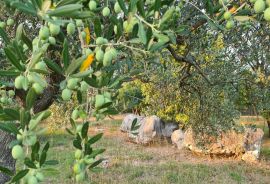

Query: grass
[35,119,270,184]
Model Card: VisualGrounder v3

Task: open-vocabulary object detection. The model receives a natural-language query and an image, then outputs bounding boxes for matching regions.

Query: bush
[117,79,143,114]
[45,99,76,133]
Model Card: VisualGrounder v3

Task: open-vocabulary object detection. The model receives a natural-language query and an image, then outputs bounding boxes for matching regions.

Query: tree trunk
[0,76,62,183]
[267,120,270,138]
[0,130,16,183]
[0,38,64,183]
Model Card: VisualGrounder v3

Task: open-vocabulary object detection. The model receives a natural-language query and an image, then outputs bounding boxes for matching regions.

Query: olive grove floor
[38,117,270,184]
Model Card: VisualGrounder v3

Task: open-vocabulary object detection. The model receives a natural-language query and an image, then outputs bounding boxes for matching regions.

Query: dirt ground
[88,115,270,169]
[45,115,270,184]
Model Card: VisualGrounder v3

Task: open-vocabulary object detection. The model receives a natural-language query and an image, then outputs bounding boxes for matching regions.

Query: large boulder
[242,128,264,162]
[123,115,165,144]
[135,115,165,144]
[171,129,185,149]
[120,114,144,132]
[122,115,181,144]
[162,122,179,138]
[183,128,264,162]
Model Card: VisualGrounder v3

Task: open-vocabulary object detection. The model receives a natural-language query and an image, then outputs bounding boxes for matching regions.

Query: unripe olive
[223,11,231,20]
[96,37,105,45]
[49,36,56,45]
[264,8,270,21]
[39,26,50,40]
[103,51,113,67]
[109,48,117,59]
[76,124,83,133]
[6,18,14,26]
[254,0,266,13]
[67,78,78,90]
[76,19,83,27]
[62,88,72,101]
[75,172,85,182]
[123,21,128,30]
[75,149,83,159]
[94,47,100,52]
[27,73,35,84]
[8,90,15,97]
[16,134,23,141]
[7,98,13,104]
[67,23,76,35]
[49,24,60,36]
[89,1,97,10]
[81,31,86,39]
[27,175,38,184]
[12,145,25,159]
[24,135,37,146]
[35,61,47,71]
[114,2,122,14]
[72,109,79,120]
[126,18,137,33]
[15,75,28,90]
[14,75,23,89]
[0,90,5,95]
[95,49,104,62]
[102,7,110,17]
[0,22,6,28]
[73,163,82,174]
[0,97,7,104]
[80,81,89,92]
[32,83,44,95]
[226,20,234,29]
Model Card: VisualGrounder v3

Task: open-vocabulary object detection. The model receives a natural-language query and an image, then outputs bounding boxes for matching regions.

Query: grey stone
[162,122,179,138]
[171,129,185,149]
[136,115,165,144]
[120,114,144,132]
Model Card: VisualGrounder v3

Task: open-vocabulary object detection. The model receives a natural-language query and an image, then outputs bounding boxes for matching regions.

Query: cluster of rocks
[120,114,264,163]
[120,114,179,144]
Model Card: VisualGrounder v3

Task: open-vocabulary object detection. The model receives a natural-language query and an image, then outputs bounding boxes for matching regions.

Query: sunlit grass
[34,118,270,184]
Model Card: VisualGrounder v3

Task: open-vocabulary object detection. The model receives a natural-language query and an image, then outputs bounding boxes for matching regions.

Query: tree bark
[0,72,63,182]
[267,120,270,138]
[0,130,16,183]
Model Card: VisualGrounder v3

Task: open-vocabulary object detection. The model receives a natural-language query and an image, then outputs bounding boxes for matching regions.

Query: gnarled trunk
[267,120,270,138]
[0,72,63,182]
[0,130,16,183]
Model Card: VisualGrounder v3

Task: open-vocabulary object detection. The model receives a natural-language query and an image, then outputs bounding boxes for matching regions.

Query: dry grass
[37,117,270,184]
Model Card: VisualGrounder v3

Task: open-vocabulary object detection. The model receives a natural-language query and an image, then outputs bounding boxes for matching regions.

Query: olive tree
[224,23,270,136]
[0,0,269,183]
